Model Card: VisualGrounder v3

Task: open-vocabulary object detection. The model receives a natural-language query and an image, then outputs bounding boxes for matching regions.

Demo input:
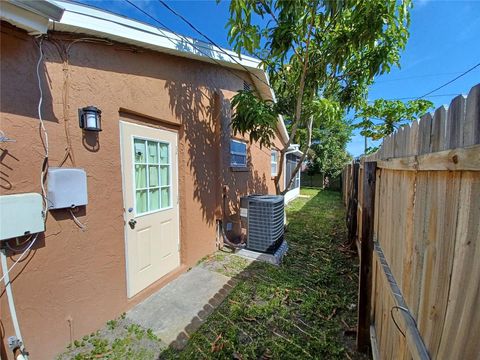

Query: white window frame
[271,149,278,176]
[230,139,247,168]
[132,136,173,216]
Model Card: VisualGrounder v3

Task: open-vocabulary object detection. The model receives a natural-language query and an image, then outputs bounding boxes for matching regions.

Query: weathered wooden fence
[343,84,480,359]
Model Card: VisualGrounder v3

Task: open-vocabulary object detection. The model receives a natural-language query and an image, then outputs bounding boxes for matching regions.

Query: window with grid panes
[230,139,247,167]
[133,138,171,215]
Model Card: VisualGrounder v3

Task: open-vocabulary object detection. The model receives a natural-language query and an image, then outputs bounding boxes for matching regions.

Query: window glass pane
[134,139,146,163]
[230,140,246,154]
[231,154,246,166]
[149,189,160,211]
[159,143,169,164]
[136,190,147,213]
[271,164,277,175]
[148,141,158,163]
[135,165,147,189]
[160,165,170,186]
[149,165,159,187]
[161,187,171,208]
[271,150,277,162]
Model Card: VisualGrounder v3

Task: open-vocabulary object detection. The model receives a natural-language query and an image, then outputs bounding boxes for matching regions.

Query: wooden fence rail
[343,83,480,359]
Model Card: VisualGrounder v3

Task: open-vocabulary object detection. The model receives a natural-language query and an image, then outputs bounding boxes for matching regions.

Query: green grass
[162,189,366,360]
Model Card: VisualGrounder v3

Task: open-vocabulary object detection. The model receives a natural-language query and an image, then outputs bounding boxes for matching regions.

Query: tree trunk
[273,18,315,195]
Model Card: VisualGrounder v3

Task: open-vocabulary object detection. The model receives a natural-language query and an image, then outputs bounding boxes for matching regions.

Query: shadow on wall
[0,24,57,123]
[164,80,268,227]
[1,26,269,226]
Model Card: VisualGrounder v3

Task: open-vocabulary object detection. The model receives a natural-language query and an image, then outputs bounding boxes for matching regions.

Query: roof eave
[0,0,64,34]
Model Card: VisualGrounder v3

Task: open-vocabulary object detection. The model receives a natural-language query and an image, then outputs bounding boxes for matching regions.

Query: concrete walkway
[126,266,235,349]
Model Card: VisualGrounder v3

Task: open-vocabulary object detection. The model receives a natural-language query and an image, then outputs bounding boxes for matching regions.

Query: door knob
[128,219,137,229]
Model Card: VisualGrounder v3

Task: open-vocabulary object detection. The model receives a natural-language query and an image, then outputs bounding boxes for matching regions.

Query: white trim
[8,0,63,20]
[230,139,247,167]
[131,136,173,216]
[271,149,278,176]
[284,187,300,204]
[1,1,50,34]
[118,121,132,297]
[283,149,301,202]
[52,1,260,69]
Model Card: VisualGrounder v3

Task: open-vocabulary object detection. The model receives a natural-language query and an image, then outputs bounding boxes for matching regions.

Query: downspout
[213,91,223,249]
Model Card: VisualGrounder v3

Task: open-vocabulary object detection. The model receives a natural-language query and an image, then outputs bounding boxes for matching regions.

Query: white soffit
[0,0,63,34]
[51,1,261,71]
[50,1,291,143]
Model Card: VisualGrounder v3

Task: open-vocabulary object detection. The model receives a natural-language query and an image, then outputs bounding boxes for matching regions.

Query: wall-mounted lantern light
[78,106,102,132]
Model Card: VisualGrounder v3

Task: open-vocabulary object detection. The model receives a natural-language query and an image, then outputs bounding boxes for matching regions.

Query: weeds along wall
[343,84,480,359]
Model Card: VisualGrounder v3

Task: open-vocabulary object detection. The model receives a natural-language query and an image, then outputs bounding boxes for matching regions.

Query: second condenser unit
[240,195,285,253]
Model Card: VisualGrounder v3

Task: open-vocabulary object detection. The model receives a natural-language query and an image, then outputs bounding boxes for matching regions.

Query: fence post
[357,161,377,352]
[347,161,360,249]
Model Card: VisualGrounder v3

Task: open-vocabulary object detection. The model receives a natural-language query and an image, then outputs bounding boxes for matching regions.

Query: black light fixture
[78,106,102,131]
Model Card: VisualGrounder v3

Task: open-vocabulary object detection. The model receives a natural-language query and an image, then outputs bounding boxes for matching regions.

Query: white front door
[120,121,180,298]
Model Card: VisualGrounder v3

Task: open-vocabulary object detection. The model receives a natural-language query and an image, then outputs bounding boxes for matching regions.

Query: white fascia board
[9,0,64,21]
[51,1,260,69]
[286,144,303,157]
[50,0,290,144]
[1,1,50,34]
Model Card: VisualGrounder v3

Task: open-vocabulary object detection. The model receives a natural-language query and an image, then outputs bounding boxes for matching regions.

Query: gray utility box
[240,195,284,253]
[47,168,88,209]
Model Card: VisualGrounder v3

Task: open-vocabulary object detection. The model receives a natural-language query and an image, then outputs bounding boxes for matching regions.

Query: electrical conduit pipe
[1,251,28,359]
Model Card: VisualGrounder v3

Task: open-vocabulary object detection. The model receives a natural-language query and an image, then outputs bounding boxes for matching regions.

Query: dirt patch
[56,315,165,360]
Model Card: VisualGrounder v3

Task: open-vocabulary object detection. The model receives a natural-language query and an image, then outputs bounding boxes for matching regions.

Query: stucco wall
[0,24,285,359]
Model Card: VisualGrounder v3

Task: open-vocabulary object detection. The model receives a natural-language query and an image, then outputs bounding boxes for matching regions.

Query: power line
[374,71,464,84]
[156,0,273,90]
[368,93,461,102]
[416,62,480,99]
[123,0,258,87]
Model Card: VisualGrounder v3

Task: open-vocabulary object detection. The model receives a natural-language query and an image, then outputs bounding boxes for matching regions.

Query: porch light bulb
[86,112,97,129]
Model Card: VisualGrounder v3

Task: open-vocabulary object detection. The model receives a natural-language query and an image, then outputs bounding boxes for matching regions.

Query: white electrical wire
[69,208,87,231]
[36,37,49,218]
[0,235,38,285]
[0,35,49,360]
[5,236,34,253]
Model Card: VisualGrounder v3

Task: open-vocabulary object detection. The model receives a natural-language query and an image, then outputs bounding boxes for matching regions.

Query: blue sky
[75,0,480,156]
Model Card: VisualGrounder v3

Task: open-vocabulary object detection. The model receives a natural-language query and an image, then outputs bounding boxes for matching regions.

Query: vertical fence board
[446,95,467,149]
[431,106,448,152]
[437,172,480,359]
[346,84,480,360]
[357,162,377,352]
[464,84,480,146]
[409,113,433,320]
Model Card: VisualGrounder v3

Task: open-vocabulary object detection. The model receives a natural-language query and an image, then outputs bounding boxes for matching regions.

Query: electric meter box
[47,168,88,209]
[0,193,45,241]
